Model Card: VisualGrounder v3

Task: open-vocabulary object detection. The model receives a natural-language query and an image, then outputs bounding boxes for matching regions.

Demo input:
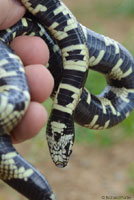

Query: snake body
[48,25,134,129]
[0,0,133,199]
[21,0,89,168]
[74,27,134,129]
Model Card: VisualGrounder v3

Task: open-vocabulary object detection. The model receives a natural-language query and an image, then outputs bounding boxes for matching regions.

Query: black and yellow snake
[0,0,133,199]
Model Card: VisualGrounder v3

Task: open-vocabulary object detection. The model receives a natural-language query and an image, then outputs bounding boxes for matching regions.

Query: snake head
[46,120,74,168]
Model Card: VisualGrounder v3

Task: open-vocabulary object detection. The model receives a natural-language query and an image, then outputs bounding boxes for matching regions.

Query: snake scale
[0,0,133,199]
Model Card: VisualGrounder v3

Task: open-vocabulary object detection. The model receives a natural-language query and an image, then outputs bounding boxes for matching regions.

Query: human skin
[0,0,54,143]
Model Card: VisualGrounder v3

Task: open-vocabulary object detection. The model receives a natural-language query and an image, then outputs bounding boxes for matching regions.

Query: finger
[0,0,26,30]
[10,36,50,66]
[11,102,47,144]
[11,65,54,143]
[25,64,54,102]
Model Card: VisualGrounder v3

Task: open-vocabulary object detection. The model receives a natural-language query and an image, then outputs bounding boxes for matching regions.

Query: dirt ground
[0,139,134,200]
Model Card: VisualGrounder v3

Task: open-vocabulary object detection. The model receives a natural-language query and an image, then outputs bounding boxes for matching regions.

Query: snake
[0,0,133,199]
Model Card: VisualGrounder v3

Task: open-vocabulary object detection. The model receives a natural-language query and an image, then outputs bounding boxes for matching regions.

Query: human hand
[0,0,54,143]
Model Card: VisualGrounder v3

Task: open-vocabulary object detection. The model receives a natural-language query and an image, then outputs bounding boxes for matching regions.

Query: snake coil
[0,0,133,199]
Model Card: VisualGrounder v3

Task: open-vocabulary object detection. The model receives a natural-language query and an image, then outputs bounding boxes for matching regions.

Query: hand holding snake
[0,1,55,199]
[0,0,133,199]
[1,0,54,144]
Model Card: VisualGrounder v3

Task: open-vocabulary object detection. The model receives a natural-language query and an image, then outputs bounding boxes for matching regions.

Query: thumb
[0,0,26,30]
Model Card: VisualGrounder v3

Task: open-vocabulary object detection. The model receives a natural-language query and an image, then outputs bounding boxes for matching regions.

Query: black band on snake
[0,0,133,199]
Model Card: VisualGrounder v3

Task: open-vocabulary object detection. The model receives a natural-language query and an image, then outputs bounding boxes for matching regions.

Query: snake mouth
[55,161,68,168]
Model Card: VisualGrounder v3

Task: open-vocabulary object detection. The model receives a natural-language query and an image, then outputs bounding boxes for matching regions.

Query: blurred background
[0,0,134,199]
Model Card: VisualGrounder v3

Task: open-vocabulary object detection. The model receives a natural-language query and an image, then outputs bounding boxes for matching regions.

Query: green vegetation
[93,0,134,18]
[116,0,134,17]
